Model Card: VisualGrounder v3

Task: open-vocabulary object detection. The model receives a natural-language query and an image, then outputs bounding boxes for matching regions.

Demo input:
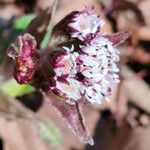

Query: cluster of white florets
[68,9,105,41]
[50,9,120,104]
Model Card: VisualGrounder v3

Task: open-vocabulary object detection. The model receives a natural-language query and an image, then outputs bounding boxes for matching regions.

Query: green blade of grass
[13,14,36,30]
[0,78,35,97]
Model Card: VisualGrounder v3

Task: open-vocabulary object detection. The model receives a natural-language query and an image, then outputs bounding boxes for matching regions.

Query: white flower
[81,82,110,104]
[50,9,122,104]
[68,11,105,40]
[81,36,120,82]
[54,48,78,77]
[55,78,82,100]
[51,36,120,103]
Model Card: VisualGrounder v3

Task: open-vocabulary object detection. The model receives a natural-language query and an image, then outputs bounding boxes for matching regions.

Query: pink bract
[7,33,40,84]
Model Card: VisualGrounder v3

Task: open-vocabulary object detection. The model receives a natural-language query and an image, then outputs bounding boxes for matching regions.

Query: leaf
[104,32,129,46]
[39,121,62,147]
[45,92,94,145]
[49,11,78,47]
[40,25,52,49]
[25,0,59,47]
[13,14,36,30]
[0,78,35,97]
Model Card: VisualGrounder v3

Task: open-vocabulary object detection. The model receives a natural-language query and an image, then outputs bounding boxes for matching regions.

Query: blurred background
[0,0,150,150]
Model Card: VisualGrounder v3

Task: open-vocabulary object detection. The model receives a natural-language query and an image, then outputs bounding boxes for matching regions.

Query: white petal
[56,78,81,100]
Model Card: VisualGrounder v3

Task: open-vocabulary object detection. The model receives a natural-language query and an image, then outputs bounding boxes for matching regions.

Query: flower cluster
[50,9,120,104]
[7,7,128,145]
[68,9,104,40]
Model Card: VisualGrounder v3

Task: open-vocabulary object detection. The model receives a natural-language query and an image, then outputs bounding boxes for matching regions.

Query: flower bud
[8,33,40,84]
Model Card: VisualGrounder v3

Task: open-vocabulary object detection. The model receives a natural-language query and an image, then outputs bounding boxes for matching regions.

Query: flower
[50,41,119,104]
[79,36,120,83]
[7,33,40,84]
[49,8,128,104]
[7,7,129,146]
[52,8,105,42]
[81,82,111,104]
[51,46,78,77]
[50,36,120,104]
[68,9,105,40]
